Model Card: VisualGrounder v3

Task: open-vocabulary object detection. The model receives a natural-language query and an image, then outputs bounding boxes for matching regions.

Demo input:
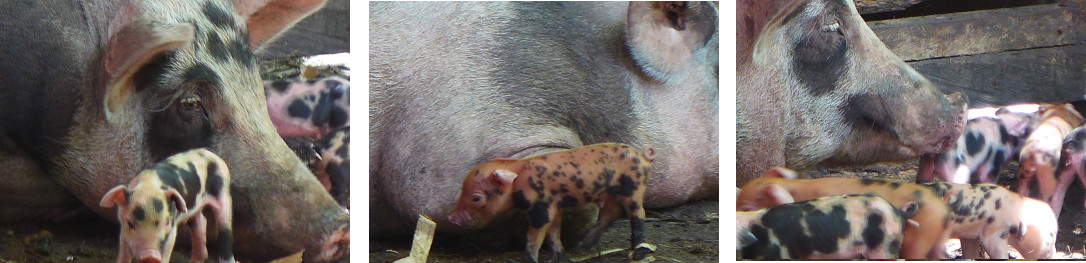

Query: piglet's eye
[471,193,484,203]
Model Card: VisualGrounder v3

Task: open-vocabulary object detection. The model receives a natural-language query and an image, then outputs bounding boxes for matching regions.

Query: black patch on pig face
[152,199,164,213]
[513,191,530,210]
[527,200,551,229]
[148,65,219,160]
[206,32,232,62]
[558,196,579,208]
[787,0,850,96]
[132,51,179,93]
[203,2,235,30]
[205,162,225,197]
[842,92,894,133]
[862,212,885,250]
[133,206,147,221]
[965,131,985,156]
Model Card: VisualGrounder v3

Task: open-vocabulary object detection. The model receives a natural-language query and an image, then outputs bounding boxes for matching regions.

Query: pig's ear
[165,188,190,214]
[103,20,194,124]
[764,184,794,205]
[998,113,1032,137]
[764,167,798,180]
[99,185,129,208]
[234,0,326,50]
[489,170,518,186]
[626,1,717,82]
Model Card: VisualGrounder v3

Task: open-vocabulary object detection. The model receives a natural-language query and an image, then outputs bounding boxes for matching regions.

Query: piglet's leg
[980,237,1009,259]
[205,195,235,262]
[546,211,564,261]
[959,238,981,259]
[524,204,557,263]
[580,198,621,248]
[189,213,209,262]
[623,196,651,260]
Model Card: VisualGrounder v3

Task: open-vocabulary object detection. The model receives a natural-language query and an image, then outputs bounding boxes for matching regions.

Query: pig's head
[1017,150,1060,202]
[100,172,186,263]
[448,160,522,230]
[738,0,967,181]
[1012,198,1058,259]
[64,0,347,261]
[736,167,798,211]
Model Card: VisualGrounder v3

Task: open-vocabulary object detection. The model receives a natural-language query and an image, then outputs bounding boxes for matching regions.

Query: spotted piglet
[737,194,918,259]
[917,108,1039,184]
[922,182,1057,259]
[264,77,350,139]
[1051,126,1086,218]
[100,149,233,263]
[447,143,655,263]
[316,127,349,208]
[1017,103,1083,214]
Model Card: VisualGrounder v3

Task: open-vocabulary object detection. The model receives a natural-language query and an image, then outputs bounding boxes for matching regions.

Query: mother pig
[0,0,346,261]
[737,0,967,185]
[371,2,718,238]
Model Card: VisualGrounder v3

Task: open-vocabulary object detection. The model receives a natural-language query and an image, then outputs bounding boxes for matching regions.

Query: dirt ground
[801,160,1086,259]
[369,200,720,263]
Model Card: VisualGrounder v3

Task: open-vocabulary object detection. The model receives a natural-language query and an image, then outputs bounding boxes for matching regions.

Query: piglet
[737,194,918,259]
[100,148,234,263]
[1017,103,1083,215]
[1051,126,1086,217]
[264,77,350,139]
[917,107,1039,184]
[922,182,1057,259]
[448,143,655,263]
[316,126,349,208]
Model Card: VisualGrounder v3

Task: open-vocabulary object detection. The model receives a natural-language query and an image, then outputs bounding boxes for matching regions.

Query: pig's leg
[623,196,651,260]
[189,213,209,262]
[580,198,621,248]
[524,204,557,263]
[959,238,981,259]
[205,194,235,262]
[980,237,1009,259]
[546,211,564,262]
[1050,169,1077,217]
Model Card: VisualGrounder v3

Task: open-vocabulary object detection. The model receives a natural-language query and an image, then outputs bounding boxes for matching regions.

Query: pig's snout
[447,213,464,228]
[137,249,162,263]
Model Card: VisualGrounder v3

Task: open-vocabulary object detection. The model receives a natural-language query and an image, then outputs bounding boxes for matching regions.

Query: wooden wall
[866,0,1086,107]
[258,0,350,59]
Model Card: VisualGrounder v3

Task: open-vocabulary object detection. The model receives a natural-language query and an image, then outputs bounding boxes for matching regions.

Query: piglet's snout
[137,249,162,263]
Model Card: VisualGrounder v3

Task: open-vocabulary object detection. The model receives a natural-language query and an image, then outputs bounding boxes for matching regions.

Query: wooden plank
[855,0,925,14]
[909,44,1086,107]
[258,0,350,59]
[868,4,1080,61]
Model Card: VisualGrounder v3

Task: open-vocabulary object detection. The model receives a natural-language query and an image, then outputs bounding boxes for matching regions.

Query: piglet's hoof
[630,243,656,261]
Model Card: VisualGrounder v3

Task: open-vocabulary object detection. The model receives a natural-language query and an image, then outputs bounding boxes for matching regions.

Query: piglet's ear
[235,0,326,50]
[166,188,189,214]
[100,185,129,208]
[103,20,194,124]
[489,170,518,186]
[626,1,717,82]
[765,167,798,180]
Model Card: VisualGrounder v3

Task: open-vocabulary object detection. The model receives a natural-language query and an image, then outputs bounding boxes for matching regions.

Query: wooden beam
[869,4,1080,61]
[856,0,925,14]
[909,44,1086,107]
[258,0,350,59]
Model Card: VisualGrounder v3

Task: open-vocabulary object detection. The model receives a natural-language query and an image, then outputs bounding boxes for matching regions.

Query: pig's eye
[820,22,841,35]
[148,92,214,160]
[181,97,200,110]
[471,193,484,204]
